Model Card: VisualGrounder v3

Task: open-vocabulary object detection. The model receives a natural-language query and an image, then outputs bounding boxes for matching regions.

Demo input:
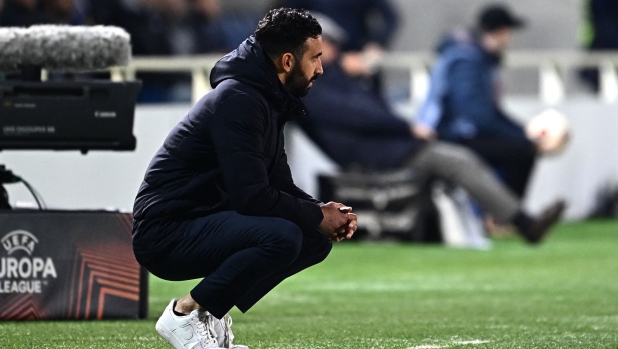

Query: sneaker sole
[156,319,182,349]
[157,318,227,349]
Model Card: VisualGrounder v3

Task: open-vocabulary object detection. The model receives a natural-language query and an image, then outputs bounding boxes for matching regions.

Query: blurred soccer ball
[525,108,570,155]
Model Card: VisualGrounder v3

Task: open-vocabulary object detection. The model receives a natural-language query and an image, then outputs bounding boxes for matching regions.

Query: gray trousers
[408,142,521,223]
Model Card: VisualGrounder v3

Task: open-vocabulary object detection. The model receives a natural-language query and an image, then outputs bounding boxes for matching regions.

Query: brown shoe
[522,199,566,244]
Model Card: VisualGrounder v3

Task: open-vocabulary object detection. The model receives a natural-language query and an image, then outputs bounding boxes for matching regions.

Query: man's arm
[416,55,454,138]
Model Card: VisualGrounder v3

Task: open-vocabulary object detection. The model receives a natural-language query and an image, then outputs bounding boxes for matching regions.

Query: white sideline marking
[455,340,490,345]
[409,340,490,349]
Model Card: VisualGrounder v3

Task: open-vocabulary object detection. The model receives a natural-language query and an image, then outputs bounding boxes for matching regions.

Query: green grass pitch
[1,220,617,348]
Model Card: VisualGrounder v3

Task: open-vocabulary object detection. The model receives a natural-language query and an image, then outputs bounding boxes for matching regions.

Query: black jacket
[133,36,324,233]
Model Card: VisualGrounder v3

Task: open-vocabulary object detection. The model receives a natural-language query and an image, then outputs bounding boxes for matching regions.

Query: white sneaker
[210,313,249,349]
[156,299,224,349]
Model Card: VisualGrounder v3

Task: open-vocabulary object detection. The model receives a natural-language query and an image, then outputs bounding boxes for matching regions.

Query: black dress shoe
[522,199,567,244]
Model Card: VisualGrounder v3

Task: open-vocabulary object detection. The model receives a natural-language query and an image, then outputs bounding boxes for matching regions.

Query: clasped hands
[318,201,358,242]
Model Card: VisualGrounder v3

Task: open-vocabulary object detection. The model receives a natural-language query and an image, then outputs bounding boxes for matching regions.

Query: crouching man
[132,8,357,349]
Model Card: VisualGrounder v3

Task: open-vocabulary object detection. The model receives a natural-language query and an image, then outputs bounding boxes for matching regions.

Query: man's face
[494,28,514,52]
[285,36,324,97]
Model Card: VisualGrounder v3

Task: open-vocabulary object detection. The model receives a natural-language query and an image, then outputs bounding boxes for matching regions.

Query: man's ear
[280,53,295,73]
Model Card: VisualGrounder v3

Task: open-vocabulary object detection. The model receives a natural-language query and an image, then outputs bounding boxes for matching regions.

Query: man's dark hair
[255,8,322,61]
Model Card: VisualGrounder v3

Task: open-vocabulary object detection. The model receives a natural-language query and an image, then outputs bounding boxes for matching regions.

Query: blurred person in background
[187,0,230,53]
[85,0,257,102]
[578,0,618,92]
[161,0,260,100]
[161,0,192,55]
[417,4,537,201]
[297,13,565,245]
[87,0,172,57]
[187,0,261,54]
[281,0,399,94]
[0,0,50,27]
[157,0,194,102]
[86,0,181,102]
[41,0,85,24]
[280,0,398,53]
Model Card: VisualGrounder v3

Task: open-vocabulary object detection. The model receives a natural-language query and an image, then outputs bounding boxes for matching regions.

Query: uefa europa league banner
[0,211,148,320]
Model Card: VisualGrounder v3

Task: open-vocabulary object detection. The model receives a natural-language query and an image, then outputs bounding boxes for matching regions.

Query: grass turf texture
[1,220,617,348]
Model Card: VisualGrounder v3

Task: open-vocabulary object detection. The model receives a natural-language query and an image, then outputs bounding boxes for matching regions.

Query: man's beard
[285,64,319,97]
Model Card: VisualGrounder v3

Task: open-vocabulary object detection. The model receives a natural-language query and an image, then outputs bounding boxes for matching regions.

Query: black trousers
[459,138,537,198]
[133,211,332,319]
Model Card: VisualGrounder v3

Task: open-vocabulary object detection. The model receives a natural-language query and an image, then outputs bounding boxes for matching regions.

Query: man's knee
[262,219,304,261]
[290,234,332,271]
[420,142,483,175]
[314,237,332,264]
[441,143,481,164]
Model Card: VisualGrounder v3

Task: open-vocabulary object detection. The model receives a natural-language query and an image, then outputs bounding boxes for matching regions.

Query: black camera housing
[0,80,141,153]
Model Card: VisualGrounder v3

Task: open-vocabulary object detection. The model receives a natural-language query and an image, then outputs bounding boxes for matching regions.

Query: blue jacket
[133,36,323,233]
[297,63,424,170]
[417,30,527,142]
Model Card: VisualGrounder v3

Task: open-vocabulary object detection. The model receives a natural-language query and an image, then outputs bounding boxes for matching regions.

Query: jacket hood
[210,35,292,108]
[436,28,502,63]
[436,28,478,54]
